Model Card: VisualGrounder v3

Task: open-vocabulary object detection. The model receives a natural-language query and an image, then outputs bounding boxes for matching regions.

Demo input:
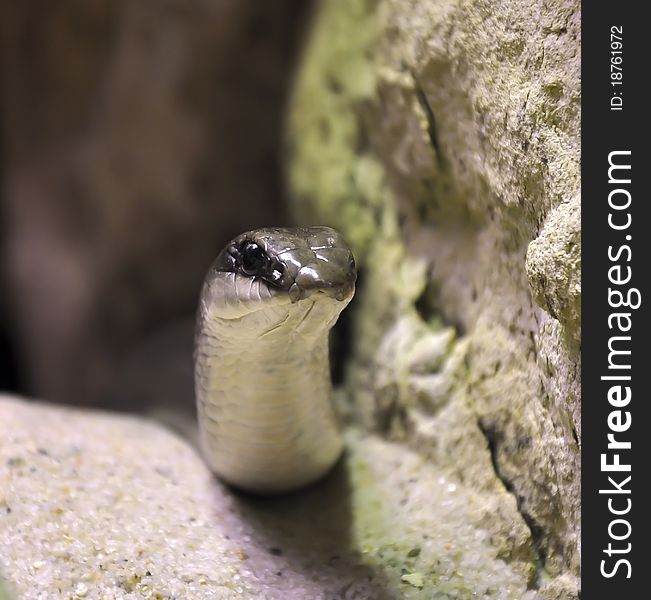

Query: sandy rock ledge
[1,395,537,599]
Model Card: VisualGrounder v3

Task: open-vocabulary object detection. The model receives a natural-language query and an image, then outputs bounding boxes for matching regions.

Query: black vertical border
[582,2,647,596]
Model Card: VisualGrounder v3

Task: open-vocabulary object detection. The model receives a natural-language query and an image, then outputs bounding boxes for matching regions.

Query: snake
[194,227,356,494]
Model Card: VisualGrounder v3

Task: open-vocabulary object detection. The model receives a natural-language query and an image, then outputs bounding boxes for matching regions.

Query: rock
[1,394,538,599]
[526,194,581,350]
[287,0,580,595]
[0,575,14,600]
[538,573,582,600]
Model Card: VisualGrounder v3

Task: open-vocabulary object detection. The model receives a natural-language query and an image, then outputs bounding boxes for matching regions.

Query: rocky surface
[287,0,581,597]
[1,394,537,599]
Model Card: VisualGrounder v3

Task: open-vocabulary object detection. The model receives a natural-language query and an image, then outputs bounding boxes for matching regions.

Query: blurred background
[0,0,315,414]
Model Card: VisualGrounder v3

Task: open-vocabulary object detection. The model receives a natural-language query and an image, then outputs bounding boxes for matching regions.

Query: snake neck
[194,297,344,493]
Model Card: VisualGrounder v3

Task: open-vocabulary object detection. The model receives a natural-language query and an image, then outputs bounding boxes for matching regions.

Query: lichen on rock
[526,194,581,350]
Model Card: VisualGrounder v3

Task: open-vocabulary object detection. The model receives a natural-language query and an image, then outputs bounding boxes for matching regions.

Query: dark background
[0,0,314,410]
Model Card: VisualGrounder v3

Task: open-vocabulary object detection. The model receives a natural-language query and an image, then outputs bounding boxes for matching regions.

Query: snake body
[194,227,356,493]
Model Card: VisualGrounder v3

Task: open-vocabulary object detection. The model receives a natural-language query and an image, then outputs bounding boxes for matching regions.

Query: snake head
[210,226,357,305]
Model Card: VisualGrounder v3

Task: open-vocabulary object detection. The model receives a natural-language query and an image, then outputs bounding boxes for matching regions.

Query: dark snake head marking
[210,226,357,303]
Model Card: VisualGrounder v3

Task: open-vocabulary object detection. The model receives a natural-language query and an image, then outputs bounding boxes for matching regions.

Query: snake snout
[291,257,356,303]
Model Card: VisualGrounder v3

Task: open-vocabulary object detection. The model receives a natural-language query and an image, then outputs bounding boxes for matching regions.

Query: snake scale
[194,227,356,493]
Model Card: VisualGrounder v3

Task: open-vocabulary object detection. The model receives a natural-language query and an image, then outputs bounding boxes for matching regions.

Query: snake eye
[239,242,267,276]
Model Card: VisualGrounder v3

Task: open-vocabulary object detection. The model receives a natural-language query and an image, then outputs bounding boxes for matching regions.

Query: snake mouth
[287,280,355,303]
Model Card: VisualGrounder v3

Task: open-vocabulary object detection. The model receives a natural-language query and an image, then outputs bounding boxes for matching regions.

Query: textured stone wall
[287,0,581,597]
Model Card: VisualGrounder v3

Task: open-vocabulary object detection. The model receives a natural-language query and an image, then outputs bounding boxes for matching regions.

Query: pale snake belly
[194,227,356,493]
